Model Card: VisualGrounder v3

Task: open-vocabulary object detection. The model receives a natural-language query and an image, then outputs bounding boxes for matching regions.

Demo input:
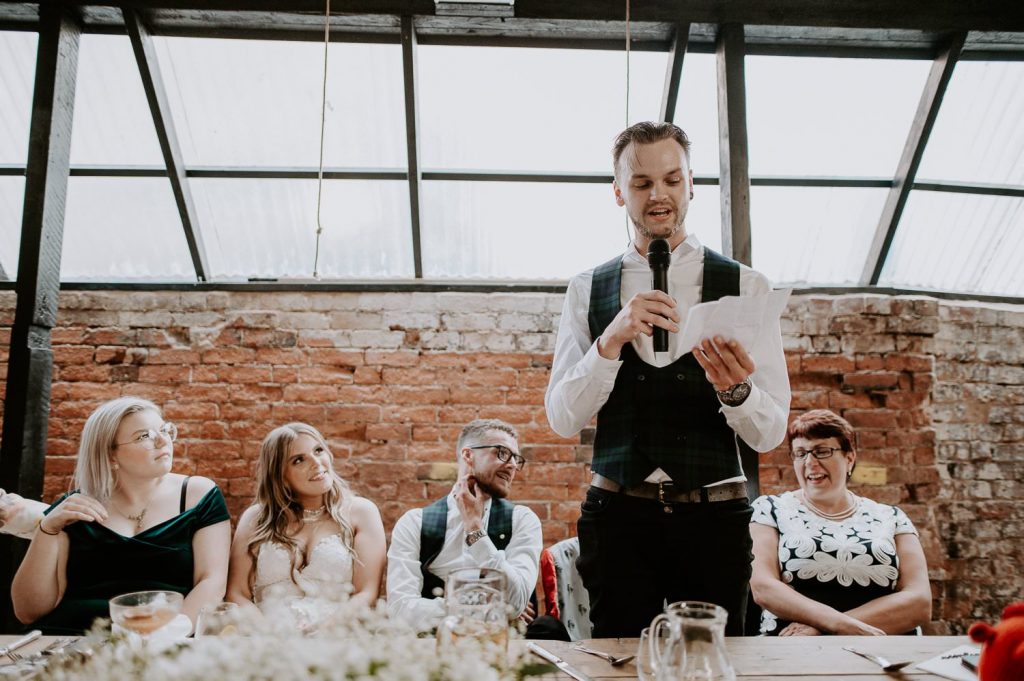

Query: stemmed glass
[196,602,242,637]
[109,590,184,638]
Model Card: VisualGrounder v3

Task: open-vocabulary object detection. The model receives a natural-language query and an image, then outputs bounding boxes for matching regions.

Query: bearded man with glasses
[387,419,553,635]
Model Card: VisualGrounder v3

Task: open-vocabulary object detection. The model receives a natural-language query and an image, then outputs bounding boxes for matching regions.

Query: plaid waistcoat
[418,495,514,599]
[586,248,751,490]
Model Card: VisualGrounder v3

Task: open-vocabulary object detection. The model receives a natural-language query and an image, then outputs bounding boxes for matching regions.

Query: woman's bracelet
[38,521,62,536]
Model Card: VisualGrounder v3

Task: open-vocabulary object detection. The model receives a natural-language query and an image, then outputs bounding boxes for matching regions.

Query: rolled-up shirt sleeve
[466,505,543,618]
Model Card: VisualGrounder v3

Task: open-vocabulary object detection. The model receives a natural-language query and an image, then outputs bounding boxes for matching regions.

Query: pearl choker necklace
[801,491,859,520]
[302,506,326,523]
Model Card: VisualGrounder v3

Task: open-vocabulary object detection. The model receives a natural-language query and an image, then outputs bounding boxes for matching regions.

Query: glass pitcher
[436,567,509,654]
[648,601,735,681]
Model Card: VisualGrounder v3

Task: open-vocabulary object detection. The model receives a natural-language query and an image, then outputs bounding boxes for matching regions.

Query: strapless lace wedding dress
[253,534,354,628]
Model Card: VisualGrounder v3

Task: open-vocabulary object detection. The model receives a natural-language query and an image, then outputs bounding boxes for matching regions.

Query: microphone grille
[647,238,670,256]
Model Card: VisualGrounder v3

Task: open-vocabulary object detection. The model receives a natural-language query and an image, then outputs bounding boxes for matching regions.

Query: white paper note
[912,644,980,681]
[678,288,792,352]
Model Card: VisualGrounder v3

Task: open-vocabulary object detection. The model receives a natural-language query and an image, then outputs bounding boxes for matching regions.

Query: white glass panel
[61,178,195,281]
[917,62,1024,186]
[0,31,36,165]
[750,187,887,285]
[419,46,667,172]
[69,35,164,166]
[420,181,720,279]
[190,179,412,279]
[672,53,719,177]
[880,191,1024,296]
[746,56,930,177]
[0,177,25,278]
[154,38,406,168]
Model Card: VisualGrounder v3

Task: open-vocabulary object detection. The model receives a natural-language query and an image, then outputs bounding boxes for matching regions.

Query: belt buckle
[657,481,674,512]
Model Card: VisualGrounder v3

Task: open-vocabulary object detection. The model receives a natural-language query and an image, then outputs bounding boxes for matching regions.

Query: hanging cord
[623,0,632,244]
[625,0,631,125]
[312,0,331,279]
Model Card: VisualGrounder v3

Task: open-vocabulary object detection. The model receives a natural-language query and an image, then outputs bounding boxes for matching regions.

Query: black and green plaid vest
[587,248,754,490]
[418,495,515,599]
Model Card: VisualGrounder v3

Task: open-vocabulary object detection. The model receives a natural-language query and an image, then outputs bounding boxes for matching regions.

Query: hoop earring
[689,191,694,200]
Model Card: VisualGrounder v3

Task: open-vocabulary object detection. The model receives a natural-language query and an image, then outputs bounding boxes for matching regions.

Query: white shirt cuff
[583,339,623,375]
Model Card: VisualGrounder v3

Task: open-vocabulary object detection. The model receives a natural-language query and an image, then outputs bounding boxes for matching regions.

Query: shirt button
[637,374,646,381]
[676,374,685,381]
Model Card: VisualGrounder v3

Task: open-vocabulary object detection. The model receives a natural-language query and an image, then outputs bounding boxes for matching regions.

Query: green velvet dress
[33,485,230,635]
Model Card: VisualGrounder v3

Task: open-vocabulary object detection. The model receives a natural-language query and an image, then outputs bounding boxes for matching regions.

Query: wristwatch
[465,529,487,546]
[716,378,752,407]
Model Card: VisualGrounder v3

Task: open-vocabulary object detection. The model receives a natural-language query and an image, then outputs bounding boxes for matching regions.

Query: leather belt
[591,474,748,504]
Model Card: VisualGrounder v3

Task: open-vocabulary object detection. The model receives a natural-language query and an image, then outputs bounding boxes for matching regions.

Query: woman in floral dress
[749,409,931,636]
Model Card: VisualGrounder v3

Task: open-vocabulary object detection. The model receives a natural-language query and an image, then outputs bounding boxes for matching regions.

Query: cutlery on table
[572,644,636,666]
[0,630,42,662]
[528,642,595,681]
[39,637,77,656]
[843,646,912,672]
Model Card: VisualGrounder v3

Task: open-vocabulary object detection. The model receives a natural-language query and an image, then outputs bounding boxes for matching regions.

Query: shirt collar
[623,232,703,265]
[448,487,492,518]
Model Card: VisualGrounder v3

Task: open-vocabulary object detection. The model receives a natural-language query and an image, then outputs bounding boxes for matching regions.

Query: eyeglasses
[114,422,178,450]
[467,444,526,470]
[790,446,843,461]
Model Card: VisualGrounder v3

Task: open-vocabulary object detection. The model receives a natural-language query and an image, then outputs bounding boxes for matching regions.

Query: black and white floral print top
[751,491,918,635]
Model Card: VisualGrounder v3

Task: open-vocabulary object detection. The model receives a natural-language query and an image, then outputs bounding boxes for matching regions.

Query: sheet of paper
[677,288,792,352]
[913,644,980,681]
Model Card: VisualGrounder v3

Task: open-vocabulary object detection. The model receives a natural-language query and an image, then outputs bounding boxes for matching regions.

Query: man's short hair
[456,418,519,458]
[612,121,692,179]
[787,409,856,453]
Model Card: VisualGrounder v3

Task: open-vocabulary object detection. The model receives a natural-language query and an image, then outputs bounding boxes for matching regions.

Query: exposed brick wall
[0,289,1021,634]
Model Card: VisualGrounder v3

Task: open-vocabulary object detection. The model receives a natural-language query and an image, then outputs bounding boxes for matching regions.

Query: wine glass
[637,626,661,681]
[196,602,241,637]
[109,590,184,638]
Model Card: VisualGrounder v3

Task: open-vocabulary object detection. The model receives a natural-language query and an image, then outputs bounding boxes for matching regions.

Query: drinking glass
[109,590,184,637]
[196,602,241,637]
[437,568,509,654]
[637,627,659,681]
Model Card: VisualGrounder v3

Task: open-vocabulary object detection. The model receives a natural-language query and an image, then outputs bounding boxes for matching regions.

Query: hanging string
[625,0,631,125]
[312,0,331,279]
[623,0,632,244]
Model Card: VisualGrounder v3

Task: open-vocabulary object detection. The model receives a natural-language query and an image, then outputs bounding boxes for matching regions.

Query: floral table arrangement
[34,602,551,681]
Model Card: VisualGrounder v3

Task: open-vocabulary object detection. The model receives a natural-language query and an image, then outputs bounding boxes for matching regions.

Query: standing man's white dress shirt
[387,491,542,631]
[545,233,791,484]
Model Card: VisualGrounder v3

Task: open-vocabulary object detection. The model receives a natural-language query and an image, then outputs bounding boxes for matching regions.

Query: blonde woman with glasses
[12,397,231,634]
[226,423,386,630]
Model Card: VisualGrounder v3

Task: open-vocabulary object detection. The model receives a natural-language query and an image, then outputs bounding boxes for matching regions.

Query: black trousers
[576,486,754,638]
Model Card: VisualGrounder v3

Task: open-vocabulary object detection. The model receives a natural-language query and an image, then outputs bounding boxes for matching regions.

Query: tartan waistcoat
[418,495,514,599]
[587,248,751,490]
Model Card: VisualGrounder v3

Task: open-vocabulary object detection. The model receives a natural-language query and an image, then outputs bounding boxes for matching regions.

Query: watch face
[732,381,751,401]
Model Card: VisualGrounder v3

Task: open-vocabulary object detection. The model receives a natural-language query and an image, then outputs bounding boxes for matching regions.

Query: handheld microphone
[647,238,671,353]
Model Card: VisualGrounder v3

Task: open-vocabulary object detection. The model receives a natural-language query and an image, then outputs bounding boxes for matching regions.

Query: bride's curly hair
[246,423,356,592]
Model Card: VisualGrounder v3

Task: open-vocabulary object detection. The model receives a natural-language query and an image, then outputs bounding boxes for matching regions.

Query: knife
[528,642,595,681]
[0,629,42,660]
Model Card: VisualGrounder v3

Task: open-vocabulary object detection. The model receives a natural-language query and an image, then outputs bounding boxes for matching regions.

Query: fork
[843,646,912,672]
[39,637,76,656]
[1,630,42,663]
[573,644,636,666]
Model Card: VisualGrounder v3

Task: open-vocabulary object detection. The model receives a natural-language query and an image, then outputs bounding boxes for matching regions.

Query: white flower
[787,551,898,588]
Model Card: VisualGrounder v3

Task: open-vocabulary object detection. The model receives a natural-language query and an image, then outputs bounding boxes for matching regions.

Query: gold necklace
[112,480,163,532]
[801,491,858,520]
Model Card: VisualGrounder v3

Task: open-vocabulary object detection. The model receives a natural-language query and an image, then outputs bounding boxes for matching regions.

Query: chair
[543,537,592,641]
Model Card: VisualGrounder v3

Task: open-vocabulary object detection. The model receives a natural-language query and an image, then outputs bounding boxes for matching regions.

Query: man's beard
[632,209,685,241]
[474,475,509,499]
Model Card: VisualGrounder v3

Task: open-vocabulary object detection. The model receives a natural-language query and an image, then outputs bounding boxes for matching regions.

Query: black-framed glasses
[790,446,843,461]
[467,444,526,470]
[114,422,178,450]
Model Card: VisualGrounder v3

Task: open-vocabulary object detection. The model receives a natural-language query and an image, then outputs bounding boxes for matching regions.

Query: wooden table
[2,635,972,680]
[521,636,972,680]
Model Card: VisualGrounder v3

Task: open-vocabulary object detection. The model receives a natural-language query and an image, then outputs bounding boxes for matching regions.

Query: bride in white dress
[226,423,386,629]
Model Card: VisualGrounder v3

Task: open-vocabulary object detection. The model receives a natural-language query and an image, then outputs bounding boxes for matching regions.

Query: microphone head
[647,238,671,267]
